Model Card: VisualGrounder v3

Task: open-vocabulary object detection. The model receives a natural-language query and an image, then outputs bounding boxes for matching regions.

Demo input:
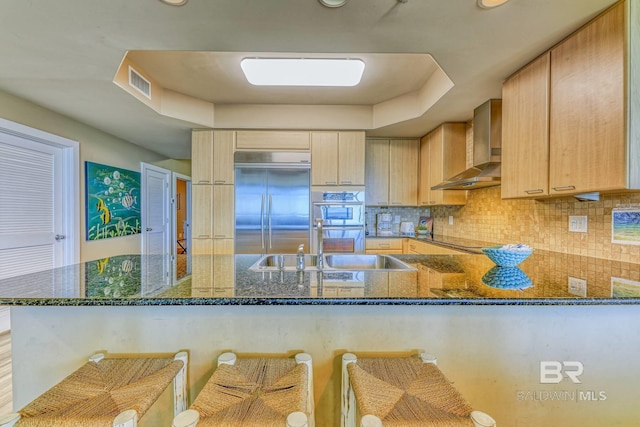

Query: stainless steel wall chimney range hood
[432,99,502,190]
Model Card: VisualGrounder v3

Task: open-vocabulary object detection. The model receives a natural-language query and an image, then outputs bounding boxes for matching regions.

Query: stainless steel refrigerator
[234,152,310,254]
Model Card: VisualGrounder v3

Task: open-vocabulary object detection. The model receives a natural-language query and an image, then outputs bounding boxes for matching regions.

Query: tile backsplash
[431,186,640,263]
[365,206,431,234]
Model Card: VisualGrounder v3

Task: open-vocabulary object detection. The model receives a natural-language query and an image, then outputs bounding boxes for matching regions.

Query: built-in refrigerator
[234,152,310,254]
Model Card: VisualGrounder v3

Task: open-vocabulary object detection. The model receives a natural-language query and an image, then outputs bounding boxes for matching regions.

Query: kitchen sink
[249,254,416,272]
[323,254,416,271]
[250,254,320,271]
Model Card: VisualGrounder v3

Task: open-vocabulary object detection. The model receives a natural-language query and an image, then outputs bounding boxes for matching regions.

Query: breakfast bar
[2,251,640,426]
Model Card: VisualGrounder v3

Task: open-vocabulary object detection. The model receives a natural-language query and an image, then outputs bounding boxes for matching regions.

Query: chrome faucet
[315,218,323,269]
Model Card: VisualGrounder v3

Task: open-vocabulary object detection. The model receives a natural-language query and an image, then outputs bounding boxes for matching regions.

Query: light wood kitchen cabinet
[191,185,213,239]
[418,124,467,206]
[213,185,234,239]
[365,139,389,205]
[235,130,310,151]
[191,130,235,184]
[365,237,403,254]
[365,138,419,206]
[501,53,550,199]
[501,1,640,198]
[549,1,628,195]
[311,131,365,186]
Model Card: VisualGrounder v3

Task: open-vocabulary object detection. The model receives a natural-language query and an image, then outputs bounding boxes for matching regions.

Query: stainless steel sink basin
[323,254,416,271]
[250,254,319,271]
[249,254,416,272]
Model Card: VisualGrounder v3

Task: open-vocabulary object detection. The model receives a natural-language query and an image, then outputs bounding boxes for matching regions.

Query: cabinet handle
[378,201,387,205]
[214,180,226,184]
[214,235,226,238]
[379,244,390,248]
[525,189,544,194]
[198,180,210,184]
[340,180,352,184]
[552,185,576,191]
[325,181,337,185]
[391,202,402,205]
[198,234,210,238]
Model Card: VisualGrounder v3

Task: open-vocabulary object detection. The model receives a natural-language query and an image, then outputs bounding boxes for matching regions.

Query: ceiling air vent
[128,66,151,99]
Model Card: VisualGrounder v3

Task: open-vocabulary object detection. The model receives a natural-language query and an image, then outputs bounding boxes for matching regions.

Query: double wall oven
[311,190,365,254]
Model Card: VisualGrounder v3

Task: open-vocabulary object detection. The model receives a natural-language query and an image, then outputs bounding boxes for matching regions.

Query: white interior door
[141,163,171,293]
[0,118,79,329]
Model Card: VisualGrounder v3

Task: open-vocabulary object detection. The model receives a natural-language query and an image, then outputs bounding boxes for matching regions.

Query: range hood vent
[432,99,502,190]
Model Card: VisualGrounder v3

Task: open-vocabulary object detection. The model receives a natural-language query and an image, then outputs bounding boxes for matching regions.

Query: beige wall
[0,90,180,262]
[11,304,640,427]
[432,186,640,264]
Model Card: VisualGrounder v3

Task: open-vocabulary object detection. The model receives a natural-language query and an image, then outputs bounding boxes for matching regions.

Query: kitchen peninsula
[2,250,640,426]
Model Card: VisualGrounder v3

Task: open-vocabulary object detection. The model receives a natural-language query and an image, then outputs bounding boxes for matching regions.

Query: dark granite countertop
[1,251,639,306]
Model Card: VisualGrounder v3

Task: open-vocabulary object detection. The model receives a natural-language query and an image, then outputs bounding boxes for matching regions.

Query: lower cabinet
[365,238,404,254]
[190,239,235,297]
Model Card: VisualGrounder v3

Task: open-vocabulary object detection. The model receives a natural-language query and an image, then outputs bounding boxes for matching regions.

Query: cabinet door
[235,130,310,150]
[191,185,213,239]
[213,185,234,238]
[365,139,390,205]
[418,135,432,206]
[213,130,235,185]
[191,130,213,184]
[389,139,418,206]
[439,124,467,205]
[502,53,550,199]
[428,128,444,205]
[428,125,466,206]
[338,131,365,185]
[549,2,625,195]
[311,132,339,185]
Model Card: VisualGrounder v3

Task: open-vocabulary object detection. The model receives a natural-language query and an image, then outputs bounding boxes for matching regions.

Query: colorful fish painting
[85,162,141,241]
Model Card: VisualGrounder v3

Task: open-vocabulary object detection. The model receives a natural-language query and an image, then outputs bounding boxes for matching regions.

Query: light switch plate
[568,276,587,297]
[449,215,454,225]
[569,215,588,232]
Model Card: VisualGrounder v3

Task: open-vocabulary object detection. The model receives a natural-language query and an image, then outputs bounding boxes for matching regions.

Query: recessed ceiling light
[477,0,509,8]
[159,0,188,6]
[319,0,349,8]
[240,58,365,87]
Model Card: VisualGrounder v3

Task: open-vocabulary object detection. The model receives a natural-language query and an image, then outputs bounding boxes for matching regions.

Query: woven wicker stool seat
[342,353,496,427]
[0,351,188,427]
[173,352,315,427]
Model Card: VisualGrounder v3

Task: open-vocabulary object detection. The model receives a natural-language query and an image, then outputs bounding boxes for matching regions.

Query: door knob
[55,234,65,241]
[146,228,153,232]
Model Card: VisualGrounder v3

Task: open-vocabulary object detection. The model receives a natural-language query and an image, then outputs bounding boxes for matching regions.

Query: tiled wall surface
[432,186,640,263]
[365,206,431,234]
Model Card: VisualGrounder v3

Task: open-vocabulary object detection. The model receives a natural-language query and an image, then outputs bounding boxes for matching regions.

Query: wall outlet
[449,215,454,225]
[569,215,588,232]
[568,276,587,297]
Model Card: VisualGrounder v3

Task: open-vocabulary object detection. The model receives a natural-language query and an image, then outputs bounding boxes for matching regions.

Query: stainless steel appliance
[235,152,311,254]
[312,190,365,254]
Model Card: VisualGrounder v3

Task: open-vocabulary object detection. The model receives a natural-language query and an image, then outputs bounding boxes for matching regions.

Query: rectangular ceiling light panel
[241,58,365,86]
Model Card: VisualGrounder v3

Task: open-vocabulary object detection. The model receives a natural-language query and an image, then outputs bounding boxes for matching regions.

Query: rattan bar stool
[0,351,188,427]
[173,351,315,427]
[341,352,496,427]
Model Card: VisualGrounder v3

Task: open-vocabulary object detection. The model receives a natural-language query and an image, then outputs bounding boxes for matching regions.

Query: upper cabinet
[191,130,235,185]
[366,139,419,206]
[501,53,550,199]
[549,1,627,196]
[418,123,467,206]
[235,130,310,151]
[311,131,365,186]
[502,1,640,198]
